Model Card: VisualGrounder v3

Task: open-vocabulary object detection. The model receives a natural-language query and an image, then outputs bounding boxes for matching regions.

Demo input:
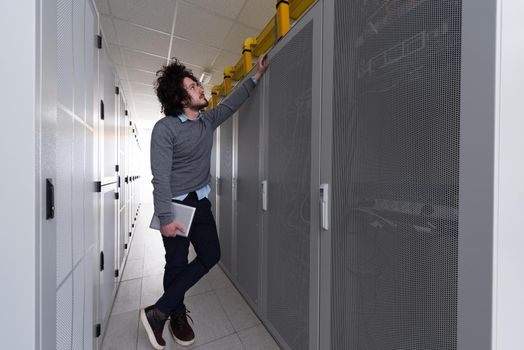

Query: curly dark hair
[155,58,197,116]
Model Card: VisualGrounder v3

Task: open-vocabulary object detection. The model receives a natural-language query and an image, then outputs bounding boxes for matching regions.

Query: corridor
[3,0,524,349]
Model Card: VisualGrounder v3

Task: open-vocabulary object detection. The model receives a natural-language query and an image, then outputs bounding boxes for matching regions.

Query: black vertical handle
[100,251,105,271]
[46,179,55,220]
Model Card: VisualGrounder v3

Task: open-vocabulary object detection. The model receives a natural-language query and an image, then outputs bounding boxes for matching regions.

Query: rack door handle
[216,177,221,196]
[320,183,329,230]
[261,180,268,211]
[46,178,55,220]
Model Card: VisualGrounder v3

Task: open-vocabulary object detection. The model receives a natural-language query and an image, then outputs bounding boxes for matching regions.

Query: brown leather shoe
[169,309,195,346]
[140,305,167,350]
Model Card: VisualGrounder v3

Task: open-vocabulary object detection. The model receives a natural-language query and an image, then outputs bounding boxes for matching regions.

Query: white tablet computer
[149,202,196,237]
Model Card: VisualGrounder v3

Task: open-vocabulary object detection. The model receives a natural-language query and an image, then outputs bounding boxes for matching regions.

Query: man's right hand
[160,219,186,237]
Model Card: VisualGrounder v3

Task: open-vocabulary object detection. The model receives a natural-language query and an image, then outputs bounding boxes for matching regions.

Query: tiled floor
[101,203,281,350]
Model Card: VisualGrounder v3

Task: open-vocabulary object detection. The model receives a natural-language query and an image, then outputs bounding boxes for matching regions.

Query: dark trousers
[155,192,221,317]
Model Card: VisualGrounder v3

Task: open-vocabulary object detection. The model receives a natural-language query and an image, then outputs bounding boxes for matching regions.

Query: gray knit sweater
[151,78,256,226]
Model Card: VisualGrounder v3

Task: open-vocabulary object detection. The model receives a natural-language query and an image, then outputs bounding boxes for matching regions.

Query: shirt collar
[177,113,201,123]
[177,114,189,123]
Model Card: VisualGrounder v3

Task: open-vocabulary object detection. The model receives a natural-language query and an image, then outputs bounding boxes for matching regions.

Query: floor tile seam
[111,278,143,316]
[212,280,263,329]
[143,253,167,258]
[117,258,142,285]
[125,256,145,263]
[232,319,262,333]
[215,286,262,333]
[185,288,237,337]
[236,328,251,350]
[144,247,166,256]
[142,257,166,264]
[238,323,282,350]
[236,322,266,334]
[141,272,164,281]
[236,323,271,350]
[186,287,215,299]
[212,288,238,333]
[129,245,147,251]
[121,257,145,273]
[110,305,141,317]
[100,309,140,349]
[142,269,166,278]
[118,233,146,283]
[120,275,144,283]
[209,282,234,292]
[206,270,233,290]
[191,332,245,350]
[209,265,236,291]
[134,278,143,350]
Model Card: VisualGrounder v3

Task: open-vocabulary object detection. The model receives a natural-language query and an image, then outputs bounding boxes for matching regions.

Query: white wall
[0,0,36,348]
[494,0,524,348]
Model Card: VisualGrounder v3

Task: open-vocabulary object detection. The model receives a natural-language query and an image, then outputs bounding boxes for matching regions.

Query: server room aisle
[101,203,281,350]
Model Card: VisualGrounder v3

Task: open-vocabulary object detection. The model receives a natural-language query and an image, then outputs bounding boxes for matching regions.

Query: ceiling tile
[108,0,176,33]
[221,22,259,55]
[174,1,234,48]
[182,62,205,81]
[135,106,161,116]
[203,85,212,97]
[121,79,133,90]
[119,82,133,99]
[134,96,160,109]
[209,70,225,86]
[183,0,246,20]
[120,66,157,85]
[107,44,124,66]
[115,65,127,81]
[100,15,117,44]
[121,48,167,72]
[135,108,163,127]
[129,83,156,96]
[212,50,241,73]
[237,0,275,30]
[170,37,220,70]
[135,105,162,114]
[113,18,170,57]
[93,0,111,15]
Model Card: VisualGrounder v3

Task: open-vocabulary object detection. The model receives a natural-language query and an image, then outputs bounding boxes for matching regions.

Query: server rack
[321,0,524,349]
[235,75,264,309]
[325,0,461,348]
[218,114,236,274]
[217,4,323,350]
[214,0,524,349]
[39,1,143,349]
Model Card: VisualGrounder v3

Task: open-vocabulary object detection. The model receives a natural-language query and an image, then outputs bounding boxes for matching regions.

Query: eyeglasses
[184,81,202,91]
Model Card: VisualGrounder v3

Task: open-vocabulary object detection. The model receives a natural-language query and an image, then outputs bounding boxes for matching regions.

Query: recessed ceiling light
[199,72,212,85]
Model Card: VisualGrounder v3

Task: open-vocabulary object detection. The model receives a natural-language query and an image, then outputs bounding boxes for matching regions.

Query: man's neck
[182,108,199,120]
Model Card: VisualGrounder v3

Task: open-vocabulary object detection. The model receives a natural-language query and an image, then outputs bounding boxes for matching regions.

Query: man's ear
[176,95,187,108]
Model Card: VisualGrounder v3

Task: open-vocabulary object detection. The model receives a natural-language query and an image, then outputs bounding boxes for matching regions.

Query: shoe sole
[169,324,195,347]
[140,308,165,350]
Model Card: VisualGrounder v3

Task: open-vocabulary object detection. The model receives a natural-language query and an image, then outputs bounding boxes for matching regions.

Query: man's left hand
[253,52,269,81]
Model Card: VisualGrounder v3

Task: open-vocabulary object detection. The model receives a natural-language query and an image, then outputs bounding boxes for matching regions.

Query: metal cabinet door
[261,5,322,349]
[235,77,264,308]
[218,115,235,273]
[324,1,462,349]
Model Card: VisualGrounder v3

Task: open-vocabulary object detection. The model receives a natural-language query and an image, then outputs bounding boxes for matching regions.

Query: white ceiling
[93,0,276,130]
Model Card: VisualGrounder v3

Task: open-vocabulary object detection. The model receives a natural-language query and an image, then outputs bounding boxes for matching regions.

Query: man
[141,53,269,349]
